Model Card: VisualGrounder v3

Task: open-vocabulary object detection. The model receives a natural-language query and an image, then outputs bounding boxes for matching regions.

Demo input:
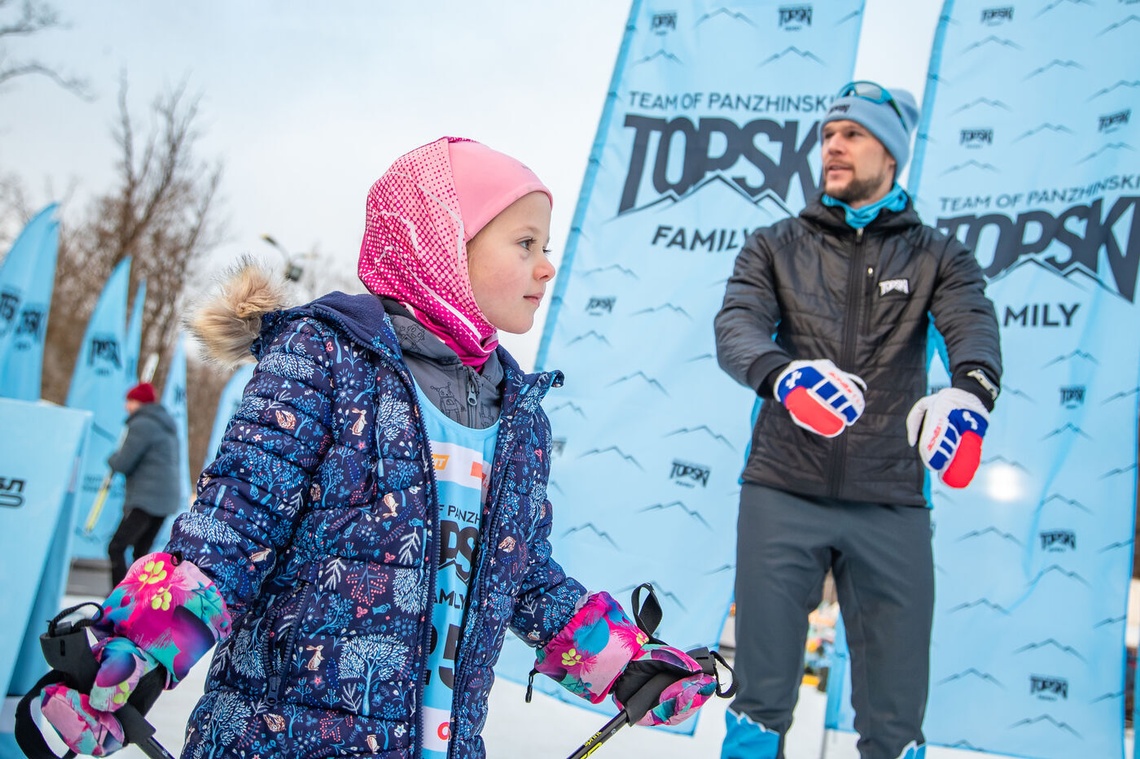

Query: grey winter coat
[714,197,1002,506]
[107,402,182,516]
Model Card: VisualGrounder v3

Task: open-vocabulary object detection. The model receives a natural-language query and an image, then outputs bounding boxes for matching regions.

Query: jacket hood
[188,262,293,370]
[187,261,524,388]
[189,262,403,369]
[131,401,178,434]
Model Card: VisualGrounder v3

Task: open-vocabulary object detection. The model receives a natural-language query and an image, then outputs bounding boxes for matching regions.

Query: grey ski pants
[729,483,934,759]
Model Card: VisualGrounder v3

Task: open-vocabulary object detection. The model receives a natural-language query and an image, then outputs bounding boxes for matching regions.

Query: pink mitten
[39,553,231,756]
[533,589,727,728]
[39,685,126,757]
[533,592,648,703]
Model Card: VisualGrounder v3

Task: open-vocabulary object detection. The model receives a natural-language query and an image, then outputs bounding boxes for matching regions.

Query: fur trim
[188,259,292,370]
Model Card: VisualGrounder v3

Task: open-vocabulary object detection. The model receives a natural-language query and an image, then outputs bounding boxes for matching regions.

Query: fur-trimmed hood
[188,262,293,370]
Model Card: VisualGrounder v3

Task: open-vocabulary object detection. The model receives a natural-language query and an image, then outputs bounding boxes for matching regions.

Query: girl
[40,137,719,758]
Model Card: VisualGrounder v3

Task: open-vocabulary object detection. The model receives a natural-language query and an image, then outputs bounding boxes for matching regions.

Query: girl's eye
[520,238,535,251]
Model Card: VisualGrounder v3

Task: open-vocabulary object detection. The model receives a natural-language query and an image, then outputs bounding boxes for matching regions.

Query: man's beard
[825,170,892,207]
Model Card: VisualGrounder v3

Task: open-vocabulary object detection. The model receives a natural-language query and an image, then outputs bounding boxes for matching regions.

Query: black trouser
[730,483,934,759]
[108,507,166,587]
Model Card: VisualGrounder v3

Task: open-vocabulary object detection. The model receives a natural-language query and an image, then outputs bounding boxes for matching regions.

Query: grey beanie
[821,84,920,173]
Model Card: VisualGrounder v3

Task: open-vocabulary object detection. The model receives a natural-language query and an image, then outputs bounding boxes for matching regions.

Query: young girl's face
[467,191,554,334]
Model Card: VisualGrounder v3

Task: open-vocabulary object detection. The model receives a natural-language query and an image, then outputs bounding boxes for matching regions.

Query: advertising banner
[0,399,90,696]
[825,2,1140,757]
[0,204,60,401]
[496,0,866,730]
[67,258,133,560]
[204,363,254,471]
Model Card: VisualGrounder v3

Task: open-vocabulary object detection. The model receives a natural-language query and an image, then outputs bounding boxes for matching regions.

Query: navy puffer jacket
[169,291,584,758]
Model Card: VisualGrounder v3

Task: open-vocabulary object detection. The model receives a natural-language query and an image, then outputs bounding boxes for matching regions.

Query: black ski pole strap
[629,583,664,644]
[686,646,738,699]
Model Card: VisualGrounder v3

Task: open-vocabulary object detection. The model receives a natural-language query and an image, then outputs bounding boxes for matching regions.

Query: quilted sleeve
[166,316,338,620]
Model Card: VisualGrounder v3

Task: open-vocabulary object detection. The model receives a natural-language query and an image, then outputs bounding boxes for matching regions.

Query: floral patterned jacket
[169,290,585,758]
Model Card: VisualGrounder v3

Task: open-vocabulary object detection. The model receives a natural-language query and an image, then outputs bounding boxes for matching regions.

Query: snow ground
[19,593,1133,758]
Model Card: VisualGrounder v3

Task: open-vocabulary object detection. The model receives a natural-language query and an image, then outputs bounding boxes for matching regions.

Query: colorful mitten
[533,592,648,703]
[533,591,721,728]
[774,359,867,438]
[611,644,718,726]
[40,552,231,756]
[39,686,125,757]
[906,388,990,488]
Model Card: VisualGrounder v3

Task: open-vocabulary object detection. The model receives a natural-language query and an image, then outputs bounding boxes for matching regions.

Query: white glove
[906,388,990,488]
[774,359,867,438]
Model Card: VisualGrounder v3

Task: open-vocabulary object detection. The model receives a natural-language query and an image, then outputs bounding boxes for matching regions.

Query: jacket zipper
[266,581,310,705]
[446,374,556,758]
[465,368,480,429]
[830,227,865,497]
[445,393,510,759]
[413,395,439,759]
[382,354,438,759]
[862,258,876,334]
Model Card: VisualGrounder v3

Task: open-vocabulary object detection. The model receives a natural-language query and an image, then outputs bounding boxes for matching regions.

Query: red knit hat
[126,382,157,404]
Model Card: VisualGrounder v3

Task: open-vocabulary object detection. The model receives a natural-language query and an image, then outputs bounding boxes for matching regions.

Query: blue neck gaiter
[822,183,909,229]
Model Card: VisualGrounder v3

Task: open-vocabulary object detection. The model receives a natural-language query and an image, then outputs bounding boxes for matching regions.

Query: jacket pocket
[263,579,314,704]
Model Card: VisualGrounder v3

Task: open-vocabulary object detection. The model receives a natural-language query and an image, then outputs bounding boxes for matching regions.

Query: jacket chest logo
[878,278,910,296]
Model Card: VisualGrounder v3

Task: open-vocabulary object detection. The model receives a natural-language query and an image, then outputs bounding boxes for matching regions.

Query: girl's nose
[537,255,555,282]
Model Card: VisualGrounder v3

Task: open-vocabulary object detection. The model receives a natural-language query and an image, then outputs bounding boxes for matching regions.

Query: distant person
[715,81,1002,759]
[106,381,181,587]
[39,137,728,758]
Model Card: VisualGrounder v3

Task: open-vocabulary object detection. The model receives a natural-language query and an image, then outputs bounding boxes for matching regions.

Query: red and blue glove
[774,359,867,438]
[533,592,718,727]
[906,388,990,488]
[40,552,231,756]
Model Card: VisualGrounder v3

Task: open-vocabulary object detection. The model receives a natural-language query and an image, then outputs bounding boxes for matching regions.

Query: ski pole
[565,709,631,759]
[82,470,114,533]
[564,670,678,759]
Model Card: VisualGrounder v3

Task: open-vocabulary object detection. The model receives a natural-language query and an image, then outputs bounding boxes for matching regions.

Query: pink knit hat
[357,136,552,368]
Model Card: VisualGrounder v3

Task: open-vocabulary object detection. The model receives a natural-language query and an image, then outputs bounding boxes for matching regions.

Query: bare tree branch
[44,76,227,406]
[0,0,91,98]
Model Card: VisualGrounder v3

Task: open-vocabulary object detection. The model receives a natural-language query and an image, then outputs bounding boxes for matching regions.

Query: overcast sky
[0,0,941,366]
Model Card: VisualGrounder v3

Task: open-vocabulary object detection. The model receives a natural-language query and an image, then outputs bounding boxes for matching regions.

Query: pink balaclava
[357,136,552,368]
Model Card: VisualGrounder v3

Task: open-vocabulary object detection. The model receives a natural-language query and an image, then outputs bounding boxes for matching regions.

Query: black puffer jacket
[714,197,1002,505]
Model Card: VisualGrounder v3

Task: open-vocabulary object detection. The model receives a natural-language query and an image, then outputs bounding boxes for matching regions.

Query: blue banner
[204,363,254,471]
[67,258,133,560]
[151,334,190,552]
[496,0,866,730]
[124,278,147,382]
[901,2,1139,757]
[0,203,60,401]
[0,398,91,697]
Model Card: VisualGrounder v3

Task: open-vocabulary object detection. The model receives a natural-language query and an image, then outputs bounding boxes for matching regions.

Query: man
[714,81,1002,759]
[106,381,182,586]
